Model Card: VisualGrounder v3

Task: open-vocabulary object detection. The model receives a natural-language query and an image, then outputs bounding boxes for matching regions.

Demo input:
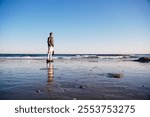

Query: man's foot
[47,59,54,63]
[47,59,50,63]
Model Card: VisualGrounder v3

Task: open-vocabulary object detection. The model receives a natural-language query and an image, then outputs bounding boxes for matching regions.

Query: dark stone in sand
[134,57,150,63]
[79,85,83,89]
[107,73,123,78]
[36,90,41,93]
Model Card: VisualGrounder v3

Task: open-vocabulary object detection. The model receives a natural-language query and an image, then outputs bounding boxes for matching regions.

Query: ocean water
[0,54,149,61]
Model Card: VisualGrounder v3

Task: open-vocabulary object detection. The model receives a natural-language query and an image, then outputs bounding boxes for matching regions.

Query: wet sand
[0,59,150,100]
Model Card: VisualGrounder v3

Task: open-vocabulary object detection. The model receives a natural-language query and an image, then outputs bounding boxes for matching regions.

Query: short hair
[50,32,53,35]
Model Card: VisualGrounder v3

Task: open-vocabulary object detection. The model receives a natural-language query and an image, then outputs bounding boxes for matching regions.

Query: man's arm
[47,37,50,46]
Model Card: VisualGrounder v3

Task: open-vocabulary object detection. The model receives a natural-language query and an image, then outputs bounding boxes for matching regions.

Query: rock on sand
[134,57,150,63]
[107,73,123,78]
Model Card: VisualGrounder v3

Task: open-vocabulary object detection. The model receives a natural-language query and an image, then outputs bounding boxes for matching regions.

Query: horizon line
[0,53,150,55]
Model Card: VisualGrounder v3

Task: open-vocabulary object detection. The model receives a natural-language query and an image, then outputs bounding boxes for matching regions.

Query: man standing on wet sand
[47,32,54,62]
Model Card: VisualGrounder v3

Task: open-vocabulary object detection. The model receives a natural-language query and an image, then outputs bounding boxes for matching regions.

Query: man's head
[50,32,53,36]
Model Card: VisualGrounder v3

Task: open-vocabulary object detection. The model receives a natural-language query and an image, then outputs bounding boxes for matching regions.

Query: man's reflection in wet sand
[47,62,54,82]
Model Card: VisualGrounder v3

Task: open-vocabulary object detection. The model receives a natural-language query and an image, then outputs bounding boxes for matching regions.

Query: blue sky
[0,0,150,54]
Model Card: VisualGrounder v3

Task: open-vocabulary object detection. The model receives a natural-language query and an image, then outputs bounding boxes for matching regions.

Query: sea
[0,54,150,61]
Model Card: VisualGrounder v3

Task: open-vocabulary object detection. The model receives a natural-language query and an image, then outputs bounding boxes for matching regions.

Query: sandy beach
[0,57,150,100]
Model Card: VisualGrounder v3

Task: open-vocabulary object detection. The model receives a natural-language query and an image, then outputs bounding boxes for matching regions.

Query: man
[47,32,54,62]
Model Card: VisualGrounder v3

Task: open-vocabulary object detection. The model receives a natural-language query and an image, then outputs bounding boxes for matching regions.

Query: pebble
[79,85,83,89]
[107,73,123,78]
[36,90,41,93]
